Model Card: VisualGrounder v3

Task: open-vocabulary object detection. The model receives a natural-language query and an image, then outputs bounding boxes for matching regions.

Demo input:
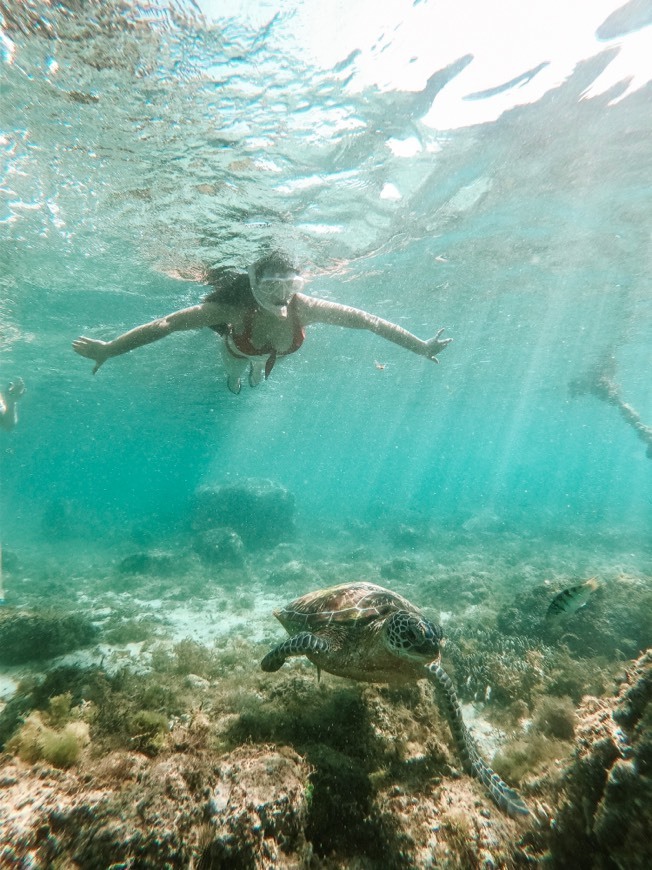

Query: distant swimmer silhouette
[72,253,452,394]
[570,357,652,459]
[0,378,25,431]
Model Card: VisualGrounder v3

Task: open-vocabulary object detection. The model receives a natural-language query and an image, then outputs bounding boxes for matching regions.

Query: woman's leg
[220,344,249,394]
[0,379,25,430]
[248,359,265,388]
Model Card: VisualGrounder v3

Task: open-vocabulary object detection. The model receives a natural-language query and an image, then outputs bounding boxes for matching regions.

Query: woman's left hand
[424,328,452,362]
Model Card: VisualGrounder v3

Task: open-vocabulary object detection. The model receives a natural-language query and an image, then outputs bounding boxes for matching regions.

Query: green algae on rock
[6,692,91,769]
[8,712,90,768]
[0,609,98,664]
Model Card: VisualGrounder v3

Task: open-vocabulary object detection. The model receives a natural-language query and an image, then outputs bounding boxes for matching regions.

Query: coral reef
[229,669,535,866]
[373,782,525,869]
[0,654,536,868]
[0,742,310,869]
[0,751,216,867]
[493,732,569,784]
[2,636,650,868]
[489,694,577,785]
[444,624,614,710]
[533,695,576,740]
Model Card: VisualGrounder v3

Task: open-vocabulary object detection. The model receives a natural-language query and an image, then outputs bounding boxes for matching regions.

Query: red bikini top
[227,296,305,378]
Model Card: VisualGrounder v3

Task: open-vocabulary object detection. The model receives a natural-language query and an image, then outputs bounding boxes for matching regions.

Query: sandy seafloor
[1,515,650,869]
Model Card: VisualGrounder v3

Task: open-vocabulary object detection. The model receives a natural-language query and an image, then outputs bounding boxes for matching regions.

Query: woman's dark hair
[198,268,253,337]
[202,268,255,306]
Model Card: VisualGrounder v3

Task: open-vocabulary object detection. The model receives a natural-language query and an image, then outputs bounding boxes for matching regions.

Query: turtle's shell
[274,581,424,634]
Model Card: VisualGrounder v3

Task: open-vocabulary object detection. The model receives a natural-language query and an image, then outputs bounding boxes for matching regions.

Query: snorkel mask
[248,260,304,317]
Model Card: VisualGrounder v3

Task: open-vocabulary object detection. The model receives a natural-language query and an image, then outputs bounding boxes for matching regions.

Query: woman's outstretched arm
[296,295,452,362]
[72,302,227,373]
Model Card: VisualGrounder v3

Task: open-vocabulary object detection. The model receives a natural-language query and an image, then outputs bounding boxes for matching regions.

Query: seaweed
[0,609,97,664]
[532,695,576,740]
[126,709,169,755]
[492,732,570,783]
[150,639,224,680]
[7,694,91,768]
[102,616,156,645]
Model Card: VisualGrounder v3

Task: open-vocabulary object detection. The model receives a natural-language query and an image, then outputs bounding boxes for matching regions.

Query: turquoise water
[1,1,651,547]
[1,4,652,865]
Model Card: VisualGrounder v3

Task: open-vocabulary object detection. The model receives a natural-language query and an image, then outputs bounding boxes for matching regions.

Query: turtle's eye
[387,613,440,656]
[407,620,442,654]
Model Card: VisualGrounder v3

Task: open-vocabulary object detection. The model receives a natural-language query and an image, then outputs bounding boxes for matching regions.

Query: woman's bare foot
[7,377,25,400]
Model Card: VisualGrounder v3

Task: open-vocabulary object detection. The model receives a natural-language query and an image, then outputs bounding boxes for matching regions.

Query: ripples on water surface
[1,0,651,537]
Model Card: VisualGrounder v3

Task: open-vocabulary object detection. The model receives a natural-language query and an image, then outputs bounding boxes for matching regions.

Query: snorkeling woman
[72,253,452,394]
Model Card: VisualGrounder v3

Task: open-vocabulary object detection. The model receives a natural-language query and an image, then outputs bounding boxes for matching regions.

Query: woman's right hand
[423,328,452,362]
[72,337,111,374]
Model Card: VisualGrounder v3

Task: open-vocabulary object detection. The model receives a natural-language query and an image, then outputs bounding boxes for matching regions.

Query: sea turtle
[261,581,529,817]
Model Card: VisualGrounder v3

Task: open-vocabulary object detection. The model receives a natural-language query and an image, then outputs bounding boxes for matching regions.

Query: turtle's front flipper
[425,662,530,817]
[261,632,330,672]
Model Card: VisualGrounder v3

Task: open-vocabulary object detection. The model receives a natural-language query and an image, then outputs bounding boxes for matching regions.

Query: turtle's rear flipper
[261,632,330,672]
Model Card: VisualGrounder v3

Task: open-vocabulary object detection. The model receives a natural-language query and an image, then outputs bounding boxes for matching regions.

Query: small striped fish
[546,577,600,622]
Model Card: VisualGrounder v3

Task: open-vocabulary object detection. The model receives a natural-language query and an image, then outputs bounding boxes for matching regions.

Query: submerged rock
[0,753,206,867]
[116,550,177,576]
[193,526,246,568]
[550,650,652,869]
[380,556,417,580]
[203,746,311,867]
[0,610,98,665]
[0,746,310,869]
[387,522,428,548]
[192,479,295,549]
[265,559,320,589]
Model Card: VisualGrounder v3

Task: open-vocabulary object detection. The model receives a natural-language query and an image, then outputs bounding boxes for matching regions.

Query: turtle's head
[385,611,443,663]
